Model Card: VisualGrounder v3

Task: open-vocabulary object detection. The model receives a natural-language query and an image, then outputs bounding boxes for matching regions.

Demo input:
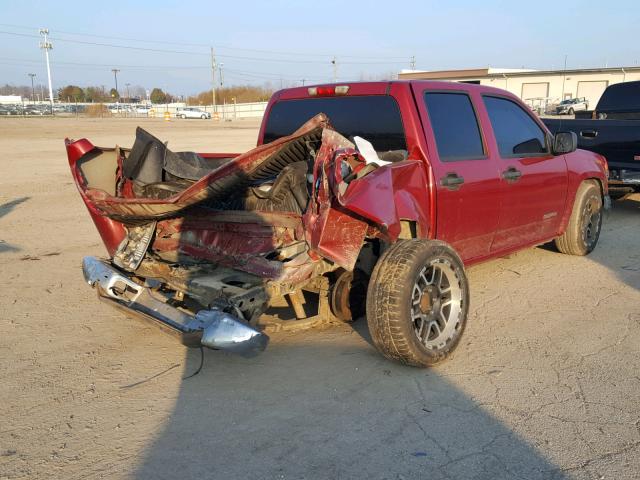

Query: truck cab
[259,81,608,264]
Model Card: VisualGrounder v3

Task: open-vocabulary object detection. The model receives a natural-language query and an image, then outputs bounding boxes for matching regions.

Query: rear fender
[558,149,609,234]
[65,138,126,256]
[304,130,431,271]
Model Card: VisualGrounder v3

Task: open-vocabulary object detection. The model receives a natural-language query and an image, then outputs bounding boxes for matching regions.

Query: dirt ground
[1,117,639,480]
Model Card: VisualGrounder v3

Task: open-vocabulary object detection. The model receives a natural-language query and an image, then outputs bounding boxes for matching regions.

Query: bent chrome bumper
[82,256,268,357]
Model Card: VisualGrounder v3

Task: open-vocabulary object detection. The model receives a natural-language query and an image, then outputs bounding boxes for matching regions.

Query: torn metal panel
[76,113,329,221]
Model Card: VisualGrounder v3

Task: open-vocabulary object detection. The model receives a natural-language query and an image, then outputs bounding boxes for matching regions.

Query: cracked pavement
[1,118,639,479]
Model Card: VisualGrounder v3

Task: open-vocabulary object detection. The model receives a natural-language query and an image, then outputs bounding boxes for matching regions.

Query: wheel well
[398,220,418,239]
[585,177,604,197]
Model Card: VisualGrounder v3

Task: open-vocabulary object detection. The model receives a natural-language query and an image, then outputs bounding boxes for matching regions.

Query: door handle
[580,129,598,138]
[502,167,522,182]
[440,172,464,190]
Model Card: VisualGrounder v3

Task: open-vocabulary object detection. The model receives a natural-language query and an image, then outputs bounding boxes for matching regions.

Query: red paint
[65,138,126,256]
[67,80,608,276]
[263,80,607,264]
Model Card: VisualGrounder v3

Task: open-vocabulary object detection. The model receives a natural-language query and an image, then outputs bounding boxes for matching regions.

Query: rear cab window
[423,92,485,161]
[596,81,640,112]
[262,96,407,153]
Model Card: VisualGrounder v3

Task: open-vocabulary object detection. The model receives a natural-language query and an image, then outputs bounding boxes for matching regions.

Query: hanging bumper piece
[82,256,268,357]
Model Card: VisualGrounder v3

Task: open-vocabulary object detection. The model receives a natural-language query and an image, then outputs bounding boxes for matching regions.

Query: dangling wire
[183,346,204,379]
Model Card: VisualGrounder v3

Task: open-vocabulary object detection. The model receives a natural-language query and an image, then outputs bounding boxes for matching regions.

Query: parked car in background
[555,97,589,115]
[176,107,211,119]
[136,105,152,115]
[0,105,13,115]
[67,81,608,367]
[544,81,640,192]
[24,105,48,116]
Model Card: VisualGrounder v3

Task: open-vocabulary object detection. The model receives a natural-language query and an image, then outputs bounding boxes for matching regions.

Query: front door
[415,86,503,262]
[480,95,567,252]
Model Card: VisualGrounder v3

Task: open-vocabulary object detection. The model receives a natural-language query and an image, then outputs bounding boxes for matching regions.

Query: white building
[0,95,22,104]
[398,66,640,111]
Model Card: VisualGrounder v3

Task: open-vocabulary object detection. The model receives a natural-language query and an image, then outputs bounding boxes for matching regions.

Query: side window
[483,96,548,156]
[424,92,485,162]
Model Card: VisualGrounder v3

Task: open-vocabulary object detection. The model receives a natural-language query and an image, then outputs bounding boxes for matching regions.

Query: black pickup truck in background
[543,81,640,192]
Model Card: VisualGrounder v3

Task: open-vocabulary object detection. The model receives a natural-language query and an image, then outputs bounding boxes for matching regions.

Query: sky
[0,0,639,97]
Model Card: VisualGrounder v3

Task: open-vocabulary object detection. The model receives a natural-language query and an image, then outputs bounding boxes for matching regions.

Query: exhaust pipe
[82,256,268,357]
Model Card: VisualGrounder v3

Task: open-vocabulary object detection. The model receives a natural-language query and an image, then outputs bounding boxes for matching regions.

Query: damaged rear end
[66,107,430,356]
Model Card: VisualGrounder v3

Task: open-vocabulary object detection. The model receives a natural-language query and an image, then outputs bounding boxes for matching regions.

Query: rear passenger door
[481,95,567,252]
[418,89,503,262]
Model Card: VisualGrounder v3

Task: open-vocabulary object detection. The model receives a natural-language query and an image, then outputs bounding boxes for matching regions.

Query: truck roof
[272,80,515,101]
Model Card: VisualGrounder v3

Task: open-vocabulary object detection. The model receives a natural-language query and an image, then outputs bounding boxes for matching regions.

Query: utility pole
[28,73,36,103]
[210,47,217,113]
[125,82,130,103]
[111,68,120,98]
[300,78,306,86]
[331,56,337,82]
[39,28,54,112]
[410,55,416,70]
[561,54,567,100]
[219,63,224,87]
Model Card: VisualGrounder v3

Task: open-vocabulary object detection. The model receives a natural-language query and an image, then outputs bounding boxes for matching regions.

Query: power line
[0,22,407,60]
[0,29,407,64]
[0,57,328,82]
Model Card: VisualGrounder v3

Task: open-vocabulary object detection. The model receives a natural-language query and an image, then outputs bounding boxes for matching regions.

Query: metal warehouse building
[398,66,640,112]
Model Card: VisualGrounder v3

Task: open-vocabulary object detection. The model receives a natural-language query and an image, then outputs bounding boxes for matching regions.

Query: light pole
[111,69,120,99]
[28,73,36,104]
[219,63,224,87]
[125,82,130,103]
[210,47,217,113]
[39,28,54,112]
[561,55,568,100]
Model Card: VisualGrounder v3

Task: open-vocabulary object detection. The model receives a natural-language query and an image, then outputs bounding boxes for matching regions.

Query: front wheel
[366,240,469,367]
[555,181,603,255]
[568,107,575,115]
[201,114,207,119]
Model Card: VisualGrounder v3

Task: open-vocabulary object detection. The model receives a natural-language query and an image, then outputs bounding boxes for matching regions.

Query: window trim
[423,89,488,162]
[481,94,552,159]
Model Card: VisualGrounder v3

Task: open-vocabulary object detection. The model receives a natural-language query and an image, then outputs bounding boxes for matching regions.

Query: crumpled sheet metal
[303,129,430,270]
[82,113,330,221]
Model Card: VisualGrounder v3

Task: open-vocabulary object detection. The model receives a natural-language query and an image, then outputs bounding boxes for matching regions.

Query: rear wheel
[366,240,469,367]
[201,114,207,119]
[555,181,603,255]
[180,114,186,119]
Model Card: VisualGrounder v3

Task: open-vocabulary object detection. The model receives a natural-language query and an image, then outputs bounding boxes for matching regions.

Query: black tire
[366,239,469,367]
[181,114,186,119]
[555,181,603,255]
[568,107,574,115]
[201,114,207,119]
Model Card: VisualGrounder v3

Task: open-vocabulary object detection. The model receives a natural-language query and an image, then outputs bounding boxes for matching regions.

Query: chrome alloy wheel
[411,259,463,350]
[581,196,602,250]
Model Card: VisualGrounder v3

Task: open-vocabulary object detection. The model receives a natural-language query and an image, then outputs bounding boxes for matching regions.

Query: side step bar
[82,256,268,357]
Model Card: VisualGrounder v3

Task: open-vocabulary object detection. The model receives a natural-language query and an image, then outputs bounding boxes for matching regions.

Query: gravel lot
[1,117,639,480]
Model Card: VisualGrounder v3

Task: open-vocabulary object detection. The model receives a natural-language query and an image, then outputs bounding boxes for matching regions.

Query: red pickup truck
[67,81,608,367]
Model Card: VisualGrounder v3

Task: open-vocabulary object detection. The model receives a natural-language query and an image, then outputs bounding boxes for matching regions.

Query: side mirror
[553,131,578,155]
